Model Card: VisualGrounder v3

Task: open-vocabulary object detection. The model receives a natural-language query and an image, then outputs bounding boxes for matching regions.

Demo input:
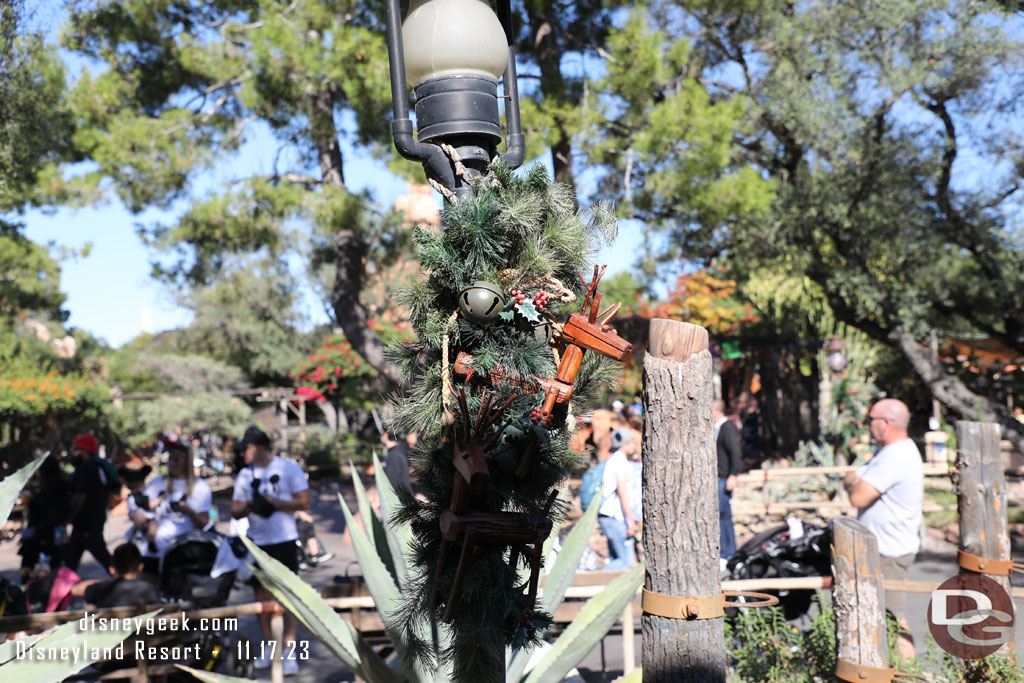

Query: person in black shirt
[19,456,69,572]
[380,432,413,492]
[72,543,160,608]
[713,400,743,567]
[64,434,113,572]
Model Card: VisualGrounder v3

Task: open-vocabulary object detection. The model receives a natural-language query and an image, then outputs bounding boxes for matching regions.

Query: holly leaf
[499,309,515,322]
[516,300,540,322]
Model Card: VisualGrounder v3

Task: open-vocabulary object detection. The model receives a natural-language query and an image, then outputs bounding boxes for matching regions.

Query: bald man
[843,398,923,657]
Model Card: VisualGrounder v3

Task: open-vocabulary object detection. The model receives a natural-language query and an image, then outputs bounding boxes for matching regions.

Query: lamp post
[825,335,848,378]
[384,0,525,200]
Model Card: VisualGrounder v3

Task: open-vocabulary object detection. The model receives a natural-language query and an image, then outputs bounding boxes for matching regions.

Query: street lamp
[384,0,525,200]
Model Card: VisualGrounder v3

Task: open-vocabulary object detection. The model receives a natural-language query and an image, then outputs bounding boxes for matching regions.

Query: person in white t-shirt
[128,440,212,579]
[843,398,923,659]
[597,427,638,570]
[231,426,310,675]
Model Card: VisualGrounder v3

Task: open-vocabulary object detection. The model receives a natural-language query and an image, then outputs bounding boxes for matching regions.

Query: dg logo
[927,573,1015,659]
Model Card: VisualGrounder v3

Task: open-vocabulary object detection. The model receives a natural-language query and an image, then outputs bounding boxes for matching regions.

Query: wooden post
[832,517,888,670]
[279,398,289,454]
[954,422,1011,598]
[641,319,725,682]
[622,600,635,675]
[271,610,285,683]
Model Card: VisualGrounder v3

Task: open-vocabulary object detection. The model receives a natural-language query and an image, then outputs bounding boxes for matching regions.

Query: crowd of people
[14,424,326,675]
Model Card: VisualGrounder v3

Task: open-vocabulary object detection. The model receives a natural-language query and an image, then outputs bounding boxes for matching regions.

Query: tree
[167,265,315,388]
[581,7,775,278]
[51,0,406,382]
[105,344,255,445]
[0,0,73,321]
[589,0,1024,450]
[513,0,626,193]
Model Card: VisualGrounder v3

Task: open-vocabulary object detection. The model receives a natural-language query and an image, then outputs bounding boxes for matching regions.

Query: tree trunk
[954,422,1012,598]
[832,517,889,671]
[641,319,726,682]
[891,332,1024,453]
[331,229,402,385]
[524,12,577,196]
[308,89,403,385]
[757,345,819,457]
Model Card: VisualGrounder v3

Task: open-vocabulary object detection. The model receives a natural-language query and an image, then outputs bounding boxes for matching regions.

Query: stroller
[726,520,832,620]
[160,530,240,609]
[149,530,253,681]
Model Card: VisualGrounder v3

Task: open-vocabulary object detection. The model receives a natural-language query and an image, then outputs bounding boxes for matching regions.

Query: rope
[429,178,458,204]
[441,311,459,426]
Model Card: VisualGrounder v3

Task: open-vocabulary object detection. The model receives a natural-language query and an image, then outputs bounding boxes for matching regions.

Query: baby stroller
[154,530,254,680]
[160,530,239,609]
[726,520,832,620]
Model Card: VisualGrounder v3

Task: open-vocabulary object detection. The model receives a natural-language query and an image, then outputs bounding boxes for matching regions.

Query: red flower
[296,386,327,402]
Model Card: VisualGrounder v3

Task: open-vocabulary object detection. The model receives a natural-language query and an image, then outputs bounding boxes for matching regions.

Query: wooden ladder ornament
[430,387,554,624]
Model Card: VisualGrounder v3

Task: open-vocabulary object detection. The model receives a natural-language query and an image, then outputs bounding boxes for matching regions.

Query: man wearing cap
[231,426,310,675]
[65,433,113,572]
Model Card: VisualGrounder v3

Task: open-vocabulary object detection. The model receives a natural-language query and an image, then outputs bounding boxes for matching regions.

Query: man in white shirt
[232,426,310,675]
[843,398,923,658]
[597,427,638,570]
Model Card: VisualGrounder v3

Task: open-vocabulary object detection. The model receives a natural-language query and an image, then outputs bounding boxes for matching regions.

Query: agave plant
[183,455,642,682]
[0,458,153,683]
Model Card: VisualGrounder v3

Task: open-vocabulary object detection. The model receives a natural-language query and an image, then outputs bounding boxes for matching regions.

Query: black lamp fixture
[384,0,525,200]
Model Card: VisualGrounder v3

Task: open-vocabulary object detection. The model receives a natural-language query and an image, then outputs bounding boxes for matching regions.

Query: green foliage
[53,0,414,384]
[582,6,775,275]
[0,1,75,214]
[664,0,1024,439]
[724,596,837,682]
[107,352,252,445]
[0,228,67,321]
[172,266,315,387]
[0,320,108,441]
[292,330,384,411]
[241,535,405,683]
[819,327,880,465]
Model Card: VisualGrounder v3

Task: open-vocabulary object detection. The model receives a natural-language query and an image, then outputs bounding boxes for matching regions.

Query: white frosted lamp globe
[402,0,509,86]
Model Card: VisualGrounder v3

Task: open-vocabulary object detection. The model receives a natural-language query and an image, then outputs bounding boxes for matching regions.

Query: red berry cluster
[529,406,552,427]
[532,290,549,310]
[510,289,527,304]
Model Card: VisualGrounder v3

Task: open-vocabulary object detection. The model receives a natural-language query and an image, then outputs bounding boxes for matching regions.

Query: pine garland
[386,164,620,681]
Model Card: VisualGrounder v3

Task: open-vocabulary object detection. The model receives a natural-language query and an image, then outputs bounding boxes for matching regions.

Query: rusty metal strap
[641,588,778,620]
[957,549,1024,576]
[835,659,927,682]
